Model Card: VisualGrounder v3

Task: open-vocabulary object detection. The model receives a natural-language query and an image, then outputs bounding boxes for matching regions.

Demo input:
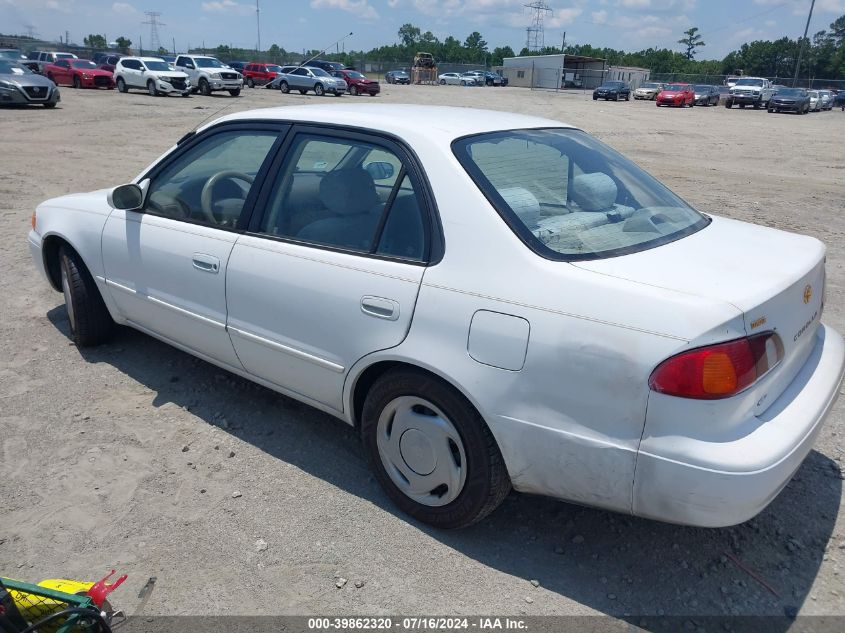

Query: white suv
[174,55,242,96]
[114,57,191,97]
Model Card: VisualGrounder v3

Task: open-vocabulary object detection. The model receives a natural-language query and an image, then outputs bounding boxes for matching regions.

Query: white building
[501,54,650,90]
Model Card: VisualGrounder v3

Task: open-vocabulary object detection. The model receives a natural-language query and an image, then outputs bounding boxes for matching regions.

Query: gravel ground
[0,84,844,627]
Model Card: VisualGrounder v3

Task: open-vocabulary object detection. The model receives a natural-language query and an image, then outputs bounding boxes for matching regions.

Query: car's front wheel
[229,89,240,97]
[247,77,255,88]
[440,79,446,85]
[73,75,81,89]
[350,85,358,96]
[314,83,325,96]
[199,78,211,96]
[147,80,158,96]
[59,246,114,347]
[362,368,511,529]
[279,81,289,93]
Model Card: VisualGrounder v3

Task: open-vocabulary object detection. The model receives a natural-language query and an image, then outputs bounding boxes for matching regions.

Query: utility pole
[172,37,175,54]
[792,0,816,87]
[561,31,566,53]
[256,0,261,56]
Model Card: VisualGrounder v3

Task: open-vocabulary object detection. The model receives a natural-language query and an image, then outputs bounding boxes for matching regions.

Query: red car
[45,59,114,89]
[656,83,694,107]
[242,62,284,88]
[332,69,380,96]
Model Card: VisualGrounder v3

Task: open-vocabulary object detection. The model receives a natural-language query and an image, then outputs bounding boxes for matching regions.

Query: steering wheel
[200,171,254,223]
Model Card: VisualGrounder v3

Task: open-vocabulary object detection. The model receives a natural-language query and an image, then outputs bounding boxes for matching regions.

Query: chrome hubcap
[376,396,467,507]
[61,265,76,331]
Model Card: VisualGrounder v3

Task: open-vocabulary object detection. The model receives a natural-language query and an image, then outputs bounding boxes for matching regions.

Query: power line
[142,11,165,52]
[524,1,552,52]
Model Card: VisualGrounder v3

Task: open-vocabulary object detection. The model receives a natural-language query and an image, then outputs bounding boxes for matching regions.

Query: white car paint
[28,104,845,527]
[438,72,475,86]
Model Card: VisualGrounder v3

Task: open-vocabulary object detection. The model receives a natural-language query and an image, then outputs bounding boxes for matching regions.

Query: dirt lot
[1,84,844,627]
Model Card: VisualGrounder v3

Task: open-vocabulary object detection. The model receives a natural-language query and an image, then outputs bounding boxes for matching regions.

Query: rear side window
[453,128,709,261]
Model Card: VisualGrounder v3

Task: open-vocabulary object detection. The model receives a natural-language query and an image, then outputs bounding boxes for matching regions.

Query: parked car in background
[461,71,484,86]
[472,70,503,86]
[656,83,694,107]
[633,82,663,100]
[303,59,345,73]
[227,61,248,73]
[808,90,822,112]
[439,72,475,86]
[28,104,844,530]
[242,62,283,88]
[767,87,810,114]
[818,90,833,110]
[277,66,347,96]
[97,54,125,73]
[0,48,27,60]
[726,77,774,109]
[693,85,720,106]
[27,51,78,74]
[835,90,845,110]
[592,81,630,101]
[332,69,380,96]
[175,55,242,96]
[114,56,191,97]
[0,60,60,107]
[44,59,115,89]
[725,76,741,88]
[384,69,410,84]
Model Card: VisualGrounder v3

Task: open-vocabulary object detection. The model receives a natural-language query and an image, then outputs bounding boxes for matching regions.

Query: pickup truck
[725,77,774,109]
[25,51,78,74]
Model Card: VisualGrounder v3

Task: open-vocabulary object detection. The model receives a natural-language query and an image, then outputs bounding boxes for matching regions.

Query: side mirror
[365,161,395,181]
[108,183,144,210]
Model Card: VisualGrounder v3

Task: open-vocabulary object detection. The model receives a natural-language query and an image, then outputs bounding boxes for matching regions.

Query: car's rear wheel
[279,81,289,93]
[229,89,240,97]
[247,77,255,88]
[59,246,114,347]
[116,77,127,93]
[73,75,81,89]
[362,368,511,529]
[314,83,325,96]
[147,80,158,96]
[440,79,446,85]
[350,85,358,96]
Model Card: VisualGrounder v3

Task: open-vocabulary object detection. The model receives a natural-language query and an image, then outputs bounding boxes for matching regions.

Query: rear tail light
[649,332,784,400]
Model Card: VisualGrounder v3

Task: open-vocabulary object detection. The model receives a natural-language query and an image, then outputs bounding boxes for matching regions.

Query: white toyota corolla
[28,105,844,529]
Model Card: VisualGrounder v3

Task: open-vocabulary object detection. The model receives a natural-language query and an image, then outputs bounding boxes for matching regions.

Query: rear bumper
[633,324,845,527]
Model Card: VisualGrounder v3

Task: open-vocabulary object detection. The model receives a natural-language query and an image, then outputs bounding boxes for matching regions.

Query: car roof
[212,105,574,142]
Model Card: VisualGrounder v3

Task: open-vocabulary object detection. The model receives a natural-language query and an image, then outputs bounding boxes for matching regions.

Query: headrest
[571,172,617,212]
[319,168,379,215]
[499,187,541,227]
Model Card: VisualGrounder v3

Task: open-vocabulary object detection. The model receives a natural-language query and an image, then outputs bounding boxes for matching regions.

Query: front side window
[144,130,278,228]
[258,134,426,261]
[453,128,709,261]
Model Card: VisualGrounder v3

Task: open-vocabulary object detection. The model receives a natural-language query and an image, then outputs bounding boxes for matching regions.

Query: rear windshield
[453,129,709,261]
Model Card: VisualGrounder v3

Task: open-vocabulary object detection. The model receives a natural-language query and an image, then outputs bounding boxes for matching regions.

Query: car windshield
[0,60,31,74]
[453,128,709,260]
[345,71,365,79]
[145,60,171,71]
[664,84,686,91]
[694,85,711,91]
[736,78,764,87]
[395,71,408,76]
[72,60,98,69]
[0,50,23,59]
[776,88,802,97]
[267,65,282,73]
[601,82,623,88]
[309,67,330,77]
[196,58,225,68]
[641,83,659,89]
[56,53,74,59]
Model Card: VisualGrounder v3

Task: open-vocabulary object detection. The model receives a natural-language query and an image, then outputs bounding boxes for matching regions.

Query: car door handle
[192,253,220,273]
[361,296,399,321]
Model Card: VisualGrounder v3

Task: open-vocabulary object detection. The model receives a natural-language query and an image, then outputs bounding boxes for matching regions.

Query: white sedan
[438,72,475,86]
[28,105,845,529]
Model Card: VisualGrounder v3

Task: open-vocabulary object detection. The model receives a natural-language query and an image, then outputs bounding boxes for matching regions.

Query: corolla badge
[803,284,813,305]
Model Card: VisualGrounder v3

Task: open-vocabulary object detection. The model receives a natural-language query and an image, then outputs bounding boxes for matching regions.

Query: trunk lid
[575,216,826,412]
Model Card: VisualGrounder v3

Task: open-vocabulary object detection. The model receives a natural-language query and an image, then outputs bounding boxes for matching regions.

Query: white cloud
[201,0,252,15]
[112,1,138,15]
[754,0,845,13]
[592,9,609,24]
[310,0,379,20]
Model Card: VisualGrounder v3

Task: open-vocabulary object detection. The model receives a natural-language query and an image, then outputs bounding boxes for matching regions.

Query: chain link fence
[651,72,845,90]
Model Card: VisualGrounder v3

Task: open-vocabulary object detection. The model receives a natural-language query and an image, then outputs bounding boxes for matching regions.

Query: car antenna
[177,99,241,145]
[298,31,353,68]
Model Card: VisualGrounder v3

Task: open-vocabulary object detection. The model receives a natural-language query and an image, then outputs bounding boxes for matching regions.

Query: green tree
[463,31,488,63]
[678,27,705,59]
[490,45,515,66]
[84,34,107,48]
[398,23,421,48]
[114,36,132,53]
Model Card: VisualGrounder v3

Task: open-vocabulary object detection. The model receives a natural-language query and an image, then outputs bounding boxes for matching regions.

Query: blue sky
[2,1,844,60]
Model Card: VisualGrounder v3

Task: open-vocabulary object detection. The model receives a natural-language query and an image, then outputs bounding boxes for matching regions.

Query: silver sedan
[0,60,60,107]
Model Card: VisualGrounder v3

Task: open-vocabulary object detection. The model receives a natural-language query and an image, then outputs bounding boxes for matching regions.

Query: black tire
[314,83,325,96]
[592,95,597,100]
[768,107,774,113]
[739,103,746,109]
[181,91,191,98]
[753,101,760,109]
[725,100,732,108]
[73,75,81,89]
[59,246,114,347]
[440,79,446,85]
[279,81,289,93]
[229,89,240,97]
[43,102,57,108]
[625,93,630,101]
[350,85,358,96]
[199,78,211,96]
[247,77,255,88]
[361,368,511,529]
[298,89,307,94]
[147,80,158,97]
